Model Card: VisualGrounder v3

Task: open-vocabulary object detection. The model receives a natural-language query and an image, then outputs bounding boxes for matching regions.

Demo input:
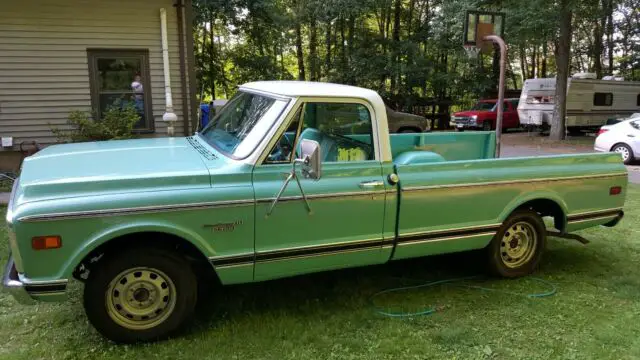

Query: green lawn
[1,187,640,359]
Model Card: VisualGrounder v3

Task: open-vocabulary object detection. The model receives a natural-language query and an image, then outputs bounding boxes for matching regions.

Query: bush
[51,106,141,142]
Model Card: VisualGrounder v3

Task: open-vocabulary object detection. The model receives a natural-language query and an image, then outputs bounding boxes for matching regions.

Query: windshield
[471,101,496,111]
[199,91,288,159]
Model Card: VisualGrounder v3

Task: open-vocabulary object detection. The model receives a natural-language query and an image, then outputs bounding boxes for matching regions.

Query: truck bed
[390,132,496,162]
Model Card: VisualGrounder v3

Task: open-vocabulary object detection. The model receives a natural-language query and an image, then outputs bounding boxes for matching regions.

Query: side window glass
[300,103,375,162]
[264,108,302,164]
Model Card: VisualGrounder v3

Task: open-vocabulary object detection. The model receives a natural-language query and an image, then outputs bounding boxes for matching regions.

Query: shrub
[51,106,141,142]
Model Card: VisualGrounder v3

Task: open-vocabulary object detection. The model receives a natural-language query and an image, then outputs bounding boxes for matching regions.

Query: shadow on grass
[187,238,613,336]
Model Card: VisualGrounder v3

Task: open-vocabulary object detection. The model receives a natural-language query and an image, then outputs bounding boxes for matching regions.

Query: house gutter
[184,0,199,133]
[175,0,191,136]
[160,8,177,136]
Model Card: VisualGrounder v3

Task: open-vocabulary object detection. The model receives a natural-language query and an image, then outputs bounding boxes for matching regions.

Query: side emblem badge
[204,220,243,232]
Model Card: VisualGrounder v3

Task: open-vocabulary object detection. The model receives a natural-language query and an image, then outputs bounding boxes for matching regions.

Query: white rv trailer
[518,73,640,133]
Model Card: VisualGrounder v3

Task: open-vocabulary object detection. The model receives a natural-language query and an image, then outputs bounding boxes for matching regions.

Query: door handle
[628,134,635,138]
[359,180,384,189]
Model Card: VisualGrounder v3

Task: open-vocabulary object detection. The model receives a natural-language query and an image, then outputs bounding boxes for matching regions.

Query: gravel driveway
[500,132,640,184]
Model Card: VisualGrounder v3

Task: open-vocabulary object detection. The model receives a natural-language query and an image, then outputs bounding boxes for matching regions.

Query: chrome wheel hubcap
[106,267,176,330]
[500,222,538,269]
[614,146,630,161]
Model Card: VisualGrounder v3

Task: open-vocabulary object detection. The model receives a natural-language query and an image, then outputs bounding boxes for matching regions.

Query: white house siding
[0,0,189,148]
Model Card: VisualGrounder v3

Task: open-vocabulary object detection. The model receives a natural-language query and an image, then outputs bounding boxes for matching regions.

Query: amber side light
[610,186,622,196]
[31,236,62,250]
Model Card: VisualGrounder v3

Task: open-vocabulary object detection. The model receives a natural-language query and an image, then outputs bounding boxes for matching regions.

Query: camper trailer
[518,73,640,133]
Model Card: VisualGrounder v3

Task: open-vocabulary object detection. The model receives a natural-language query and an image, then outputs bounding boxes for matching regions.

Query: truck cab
[452,98,520,131]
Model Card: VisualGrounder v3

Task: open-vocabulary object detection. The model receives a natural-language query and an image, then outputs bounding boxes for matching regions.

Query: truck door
[252,100,390,281]
[502,101,518,129]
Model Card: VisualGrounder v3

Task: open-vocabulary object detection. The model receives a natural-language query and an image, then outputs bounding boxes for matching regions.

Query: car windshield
[471,101,497,111]
[199,91,288,159]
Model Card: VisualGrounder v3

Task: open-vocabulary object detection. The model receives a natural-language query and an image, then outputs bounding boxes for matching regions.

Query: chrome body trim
[256,190,388,203]
[396,231,497,246]
[18,199,256,223]
[402,173,628,192]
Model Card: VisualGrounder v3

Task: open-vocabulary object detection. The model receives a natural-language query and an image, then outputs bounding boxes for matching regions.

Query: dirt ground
[500,132,640,184]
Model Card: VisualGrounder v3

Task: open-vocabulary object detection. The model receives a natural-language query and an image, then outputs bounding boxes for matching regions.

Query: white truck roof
[241,81,382,103]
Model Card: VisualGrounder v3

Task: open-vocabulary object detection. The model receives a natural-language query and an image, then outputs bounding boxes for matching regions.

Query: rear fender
[498,191,569,230]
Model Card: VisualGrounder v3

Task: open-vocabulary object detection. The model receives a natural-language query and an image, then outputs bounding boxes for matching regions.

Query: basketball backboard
[463,10,505,53]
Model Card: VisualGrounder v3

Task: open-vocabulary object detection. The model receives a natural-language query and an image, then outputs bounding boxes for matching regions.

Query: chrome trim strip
[255,246,379,264]
[397,231,497,246]
[256,190,387,203]
[567,214,618,224]
[566,207,624,218]
[18,199,256,223]
[257,237,383,255]
[402,173,628,192]
[399,223,502,238]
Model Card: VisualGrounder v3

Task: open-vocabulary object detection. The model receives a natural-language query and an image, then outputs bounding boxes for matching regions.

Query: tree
[550,0,573,140]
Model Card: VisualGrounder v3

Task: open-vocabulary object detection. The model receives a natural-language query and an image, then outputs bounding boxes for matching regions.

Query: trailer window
[637,94,640,106]
[594,93,613,106]
[526,96,554,104]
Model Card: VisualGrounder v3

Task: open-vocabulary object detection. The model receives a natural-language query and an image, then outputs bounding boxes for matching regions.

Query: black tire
[83,248,198,343]
[455,128,464,132]
[486,209,546,278]
[611,143,635,165]
[482,121,492,131]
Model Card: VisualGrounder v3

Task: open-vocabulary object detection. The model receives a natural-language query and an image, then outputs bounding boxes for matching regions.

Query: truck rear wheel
[486,209,546,278]
[83,248,198,343]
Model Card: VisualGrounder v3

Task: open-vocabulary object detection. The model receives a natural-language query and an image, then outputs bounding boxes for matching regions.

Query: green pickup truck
[3,81,627,343]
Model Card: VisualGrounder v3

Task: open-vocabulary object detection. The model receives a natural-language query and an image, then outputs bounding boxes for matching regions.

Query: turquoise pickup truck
[3,81,627,343]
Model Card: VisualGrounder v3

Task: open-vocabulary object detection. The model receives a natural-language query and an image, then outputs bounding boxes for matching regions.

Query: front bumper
[2,255,68,304]
[2,256,35,304]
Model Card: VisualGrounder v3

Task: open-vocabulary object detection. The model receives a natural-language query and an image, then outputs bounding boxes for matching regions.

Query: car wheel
[612,143,634,165]
[84,248,198,343]
[486,209,546,278]
[482,121,492,131]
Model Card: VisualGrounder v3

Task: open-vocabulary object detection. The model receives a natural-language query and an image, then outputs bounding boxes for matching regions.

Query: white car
[594,118,640,165]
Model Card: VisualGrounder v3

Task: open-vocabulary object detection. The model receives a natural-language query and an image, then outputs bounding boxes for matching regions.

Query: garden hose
[371,276,557,318]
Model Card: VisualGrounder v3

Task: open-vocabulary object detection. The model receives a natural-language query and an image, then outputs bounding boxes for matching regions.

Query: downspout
[160,8,177,136]
[175,0,191,135]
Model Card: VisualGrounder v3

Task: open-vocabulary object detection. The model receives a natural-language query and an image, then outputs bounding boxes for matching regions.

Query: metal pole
[483,35,507,157]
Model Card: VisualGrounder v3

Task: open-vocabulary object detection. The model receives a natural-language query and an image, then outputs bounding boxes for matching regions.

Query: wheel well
[515,199,566,232]
[610,142,628,151]
[73,232,218,284]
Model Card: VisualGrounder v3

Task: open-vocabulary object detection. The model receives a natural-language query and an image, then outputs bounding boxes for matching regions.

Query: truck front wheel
[83,248,198,343]
[486,210,546,278]
[482,121,492,131]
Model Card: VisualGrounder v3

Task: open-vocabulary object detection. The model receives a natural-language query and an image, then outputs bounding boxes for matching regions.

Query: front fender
[60,220,213,279]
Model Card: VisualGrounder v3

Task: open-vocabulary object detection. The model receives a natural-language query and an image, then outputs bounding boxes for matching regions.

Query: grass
[1,187,640,359]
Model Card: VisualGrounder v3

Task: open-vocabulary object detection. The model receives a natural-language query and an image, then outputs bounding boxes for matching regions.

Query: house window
[87,49,153,131]
[593,92,613,106]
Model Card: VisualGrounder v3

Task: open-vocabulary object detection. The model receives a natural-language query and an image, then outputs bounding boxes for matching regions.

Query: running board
[547,231,589,245]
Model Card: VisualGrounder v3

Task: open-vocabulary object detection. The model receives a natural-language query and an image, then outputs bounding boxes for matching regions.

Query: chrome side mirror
[296,139,322,180]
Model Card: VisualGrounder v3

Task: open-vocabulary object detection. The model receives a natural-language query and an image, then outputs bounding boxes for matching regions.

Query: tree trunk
[339,17,346,73]
[309,16,318,81]
[593,20,603,78]
[541,42,548,78]
[390,0,401,93]
[208,11,216,100]
[550,1,573,140]
[295,21,306,80]
[604,0,614,74]
[519,44,528,80]
[347,16,355,84]
[531,46,537,79]
[324,21,332,78]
